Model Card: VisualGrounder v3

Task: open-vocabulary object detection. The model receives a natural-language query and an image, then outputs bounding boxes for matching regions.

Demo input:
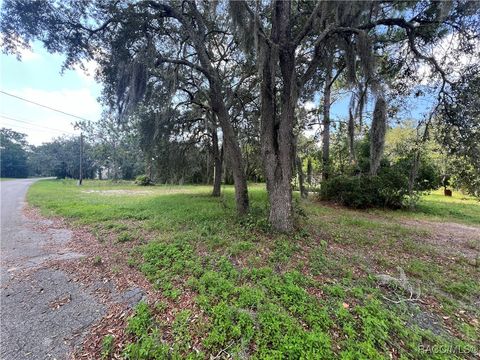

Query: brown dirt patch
[81,189,154,196]
[400,219,480,260]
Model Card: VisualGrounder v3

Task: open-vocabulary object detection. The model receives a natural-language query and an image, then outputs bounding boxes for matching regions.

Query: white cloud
[415,33,479,83]
[303,100,316,111]
[0,34,41,61]
[16,87,101,121]
[18,47,41,61]
[74,60,99,84]
[0,88,102,145]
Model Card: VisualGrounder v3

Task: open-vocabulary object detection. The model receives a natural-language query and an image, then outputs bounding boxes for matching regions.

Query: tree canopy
[0,128,29,178]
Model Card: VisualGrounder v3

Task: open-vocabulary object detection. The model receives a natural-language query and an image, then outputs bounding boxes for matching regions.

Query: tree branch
[293,1,322,46]
[360,18,452,86]
[155,56,211,81]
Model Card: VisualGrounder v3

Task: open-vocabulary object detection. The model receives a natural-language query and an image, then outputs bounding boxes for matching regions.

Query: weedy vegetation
[28,180,479,359]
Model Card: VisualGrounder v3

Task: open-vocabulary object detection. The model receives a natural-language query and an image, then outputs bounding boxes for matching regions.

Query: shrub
[135,174,153,186]
[319,170,410,209]
[393,157,440,191]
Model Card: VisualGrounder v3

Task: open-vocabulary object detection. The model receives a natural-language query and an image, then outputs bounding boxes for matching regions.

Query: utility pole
[79,132,83,185]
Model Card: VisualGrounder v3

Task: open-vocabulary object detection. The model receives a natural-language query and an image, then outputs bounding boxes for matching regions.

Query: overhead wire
[0,114,77,135]
[0,89,94,123]
[0,121,73,137]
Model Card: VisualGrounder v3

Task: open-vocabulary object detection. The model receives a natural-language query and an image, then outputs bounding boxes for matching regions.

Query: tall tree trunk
[297,155,307,198]
[205,150,211,184]
[307,157,312,185]
[224,166,233,185]
[370,97,387,175]
[322,59,333,180]
[408,151,419,197]
[259,0,296,232]
[212,129,223,197]
[146,155,153,180]
[347,103,356,165]
[209,83,249,214]
[409,125,429,200]
[112,142,117,181]
[183,8,249,215]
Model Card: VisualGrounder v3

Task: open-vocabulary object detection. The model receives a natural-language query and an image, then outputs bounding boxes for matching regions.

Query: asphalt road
[0,179,105,359]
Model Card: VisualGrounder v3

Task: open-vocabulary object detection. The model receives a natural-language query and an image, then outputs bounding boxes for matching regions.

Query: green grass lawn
[28,180,479,359]
[394,189,480,225]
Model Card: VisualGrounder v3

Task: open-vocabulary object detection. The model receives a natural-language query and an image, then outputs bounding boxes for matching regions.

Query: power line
[0,121,73,136]
[0,90,94,123]
[0,122,61,135]
[1,114,76,134]
[0,114,76,134]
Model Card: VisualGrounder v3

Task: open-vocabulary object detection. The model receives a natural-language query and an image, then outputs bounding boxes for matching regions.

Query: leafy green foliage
[123,329,170,360]
[203,302,254,352]
[320,172,409,209]
[0,128,29,178]
[397,157,441,192]
[28,136,97,179]
[320,152,442,209]
[326,122,444,209]
[134,175,153,186]
[255,303,332,359]
[172,310,192,353]
[126,302,152,337]
[437,66,480,198]
[123,302,173,359]
[448,156,480,199]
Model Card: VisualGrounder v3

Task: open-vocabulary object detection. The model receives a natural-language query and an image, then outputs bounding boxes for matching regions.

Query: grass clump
[93,255,102,266]
[117,232,133,243]
[100,335,114,359]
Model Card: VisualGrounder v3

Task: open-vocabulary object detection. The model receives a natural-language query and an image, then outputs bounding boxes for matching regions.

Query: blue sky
[0,42,102,145]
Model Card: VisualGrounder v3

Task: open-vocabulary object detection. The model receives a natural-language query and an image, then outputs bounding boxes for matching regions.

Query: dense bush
[319,170,410,209]
[134,174,153,186]
[393,157,440,191]
[449,156,480,199]
[319,141,442,209]
[1,128,29,178]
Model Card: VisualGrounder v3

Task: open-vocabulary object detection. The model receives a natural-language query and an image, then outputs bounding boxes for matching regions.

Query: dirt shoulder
[21,207,161,359]
[399,219,480,261]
